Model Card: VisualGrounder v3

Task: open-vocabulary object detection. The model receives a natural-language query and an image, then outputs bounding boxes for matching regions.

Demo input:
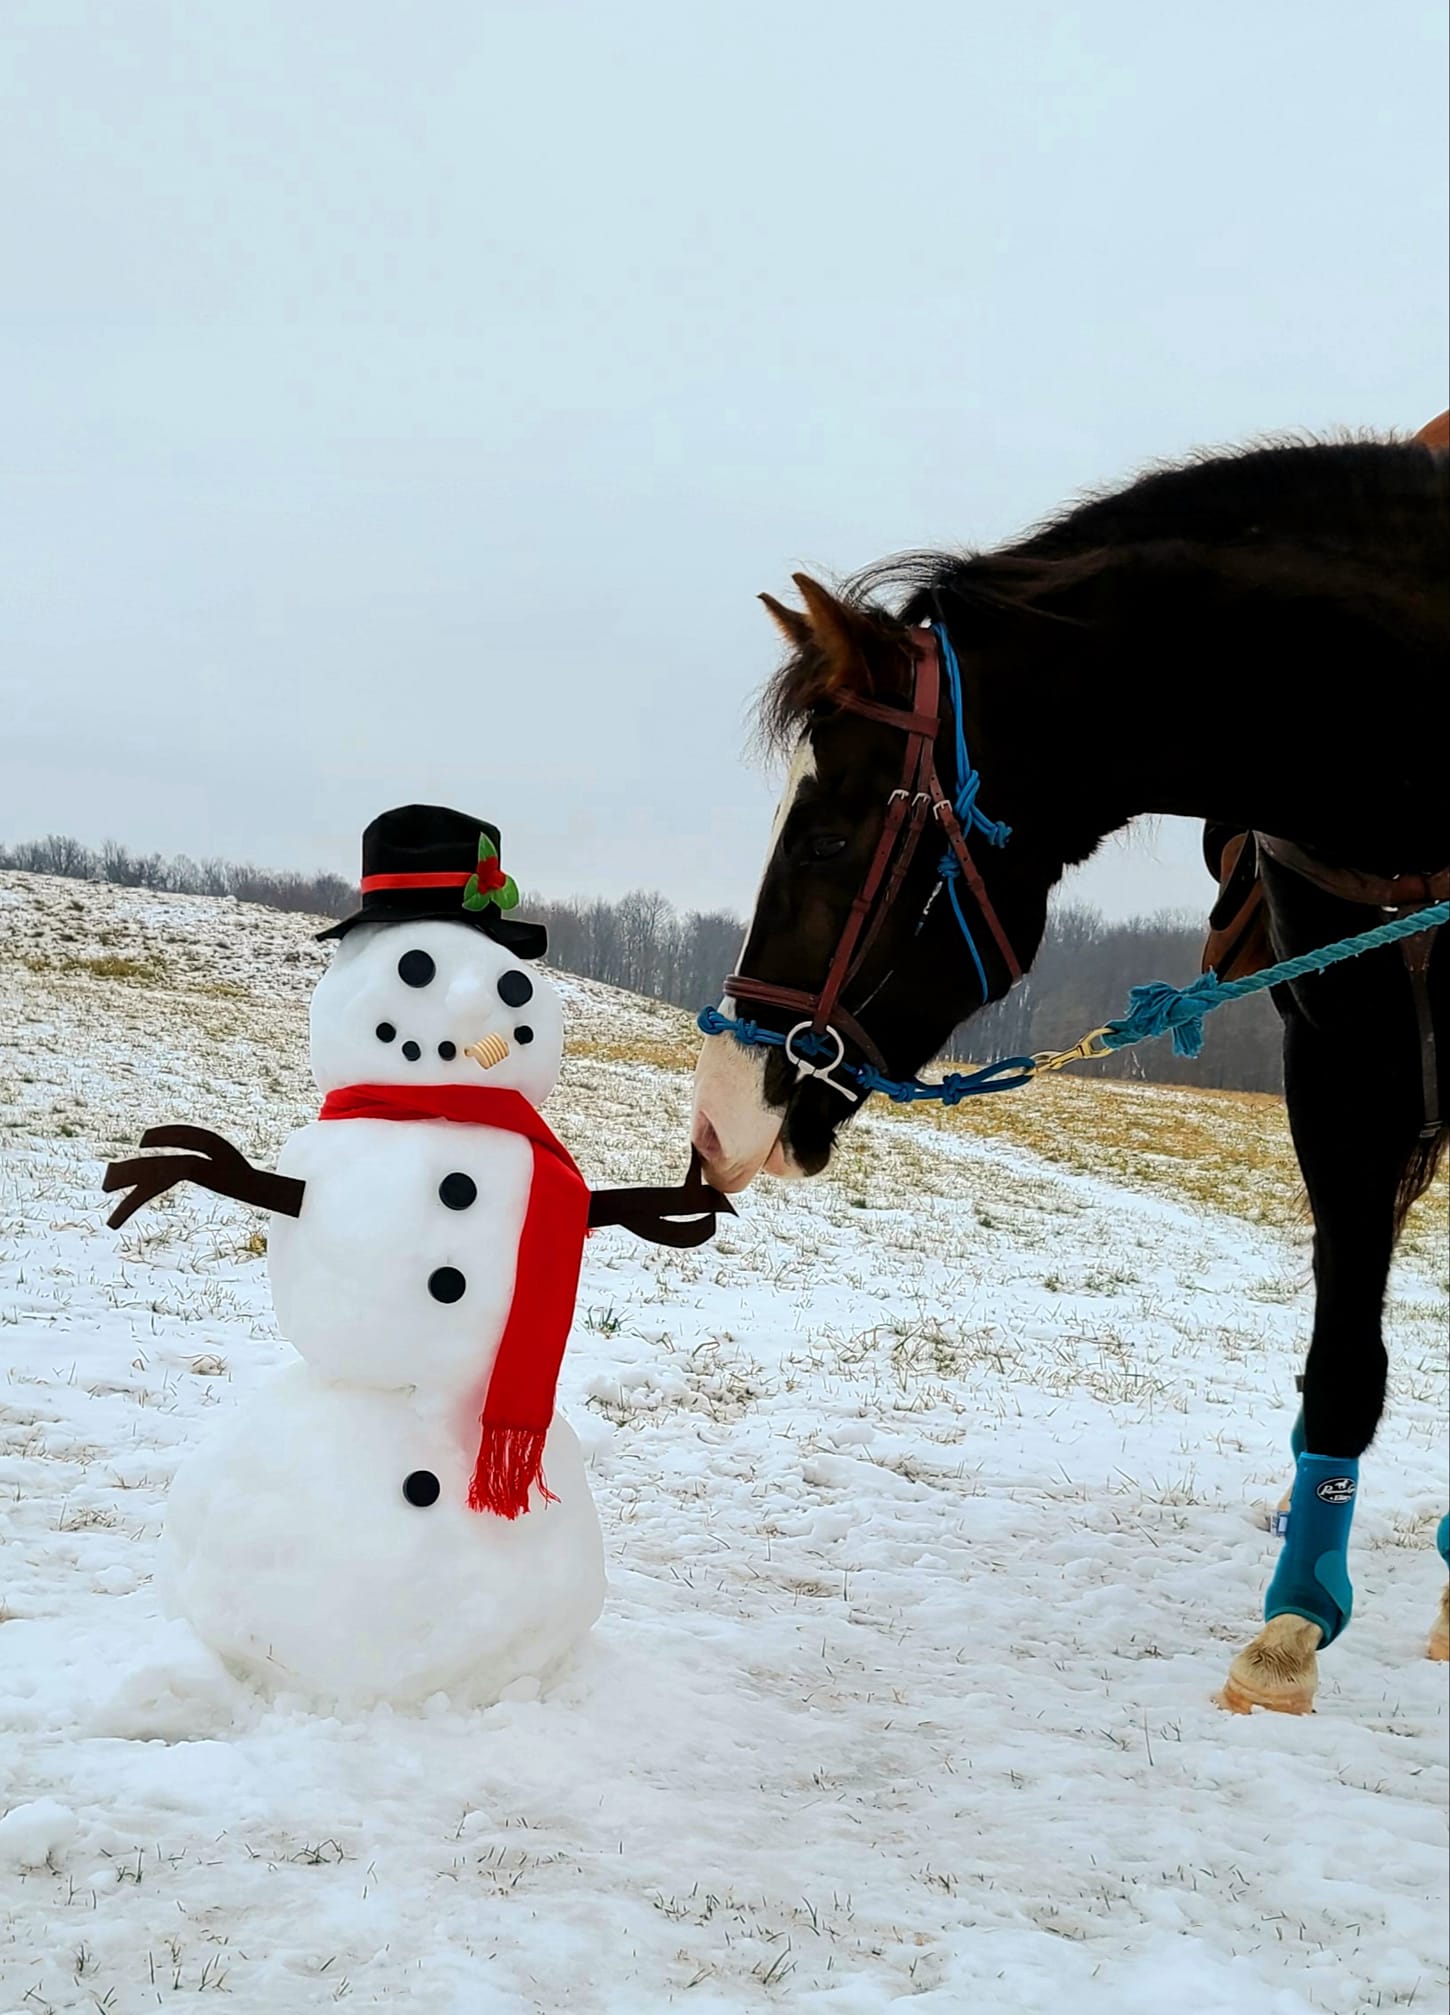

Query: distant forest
[1,833,1282,1093]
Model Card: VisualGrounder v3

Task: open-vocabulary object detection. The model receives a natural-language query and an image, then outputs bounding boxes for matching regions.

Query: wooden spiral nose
[464,1032,510,1071]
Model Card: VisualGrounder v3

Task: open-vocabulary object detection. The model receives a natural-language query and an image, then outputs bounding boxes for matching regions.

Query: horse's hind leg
[1220,1016,1403,1714]
[1429,1515,1450,1662]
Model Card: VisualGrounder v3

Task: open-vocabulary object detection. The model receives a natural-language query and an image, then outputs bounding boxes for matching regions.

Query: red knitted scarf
[318,1083,589,1519]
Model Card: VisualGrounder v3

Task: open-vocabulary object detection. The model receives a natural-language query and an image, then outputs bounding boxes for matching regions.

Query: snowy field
[1,869,1446,2015]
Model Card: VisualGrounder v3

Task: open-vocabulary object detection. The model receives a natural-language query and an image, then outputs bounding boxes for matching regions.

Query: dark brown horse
[691,434,1448,1713]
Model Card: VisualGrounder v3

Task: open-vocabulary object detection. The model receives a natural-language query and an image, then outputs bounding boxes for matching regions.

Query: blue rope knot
[942,768,1013,854]
[1103,971,1226,1059]
[938,809,1011,884]
[934,624,1013,856]
[930,621,1013,999]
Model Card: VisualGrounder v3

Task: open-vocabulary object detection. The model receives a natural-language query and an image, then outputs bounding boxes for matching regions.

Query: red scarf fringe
[467,1425,557,1517]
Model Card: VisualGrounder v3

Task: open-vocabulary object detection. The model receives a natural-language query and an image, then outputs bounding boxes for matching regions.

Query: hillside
[1,868,1445,2015]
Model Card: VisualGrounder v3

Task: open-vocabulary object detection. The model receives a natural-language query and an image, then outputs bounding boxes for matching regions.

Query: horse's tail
[1395,1126,1447,1241]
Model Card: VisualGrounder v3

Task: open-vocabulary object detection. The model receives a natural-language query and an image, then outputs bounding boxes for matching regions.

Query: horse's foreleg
[1219,1015,1401,1714]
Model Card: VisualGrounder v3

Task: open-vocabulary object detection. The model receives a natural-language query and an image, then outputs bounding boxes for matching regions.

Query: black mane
[848,436,1446,626]
[757,435,1447,750]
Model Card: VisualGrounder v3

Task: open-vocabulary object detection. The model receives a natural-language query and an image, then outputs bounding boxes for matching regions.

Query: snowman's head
[310,920,564,1103]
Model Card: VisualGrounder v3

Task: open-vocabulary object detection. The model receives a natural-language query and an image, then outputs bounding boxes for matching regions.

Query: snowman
[104,805,729,1707]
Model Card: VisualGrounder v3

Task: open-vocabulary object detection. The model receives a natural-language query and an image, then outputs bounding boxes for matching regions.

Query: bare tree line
[961,904,1283,1093]
[0,833,355,918]
[530,892,744,1020]
[2,833,1281,1092]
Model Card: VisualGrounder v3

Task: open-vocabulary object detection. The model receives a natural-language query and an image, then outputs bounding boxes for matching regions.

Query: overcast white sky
[3,1,1446,921]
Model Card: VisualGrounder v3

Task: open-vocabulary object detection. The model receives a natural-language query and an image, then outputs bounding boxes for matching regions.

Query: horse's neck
[979,565,1444,869]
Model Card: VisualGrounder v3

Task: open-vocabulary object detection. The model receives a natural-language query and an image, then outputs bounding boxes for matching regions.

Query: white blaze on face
[691,734,816,1192]
[309,920,564,1105]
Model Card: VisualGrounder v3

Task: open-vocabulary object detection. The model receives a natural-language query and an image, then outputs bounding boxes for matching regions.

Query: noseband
[721,624,1022,1103]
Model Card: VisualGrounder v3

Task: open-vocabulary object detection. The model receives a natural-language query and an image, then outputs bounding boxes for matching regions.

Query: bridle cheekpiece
[709,622,1022,1106]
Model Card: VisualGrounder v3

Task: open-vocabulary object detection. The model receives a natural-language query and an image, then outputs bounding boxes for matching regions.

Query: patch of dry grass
[894,1070,1303,1220]
[570,1031,698,1072]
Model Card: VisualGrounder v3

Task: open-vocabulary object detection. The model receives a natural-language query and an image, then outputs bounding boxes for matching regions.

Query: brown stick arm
[586,1150,736,1249]
[102,1125,305,1231]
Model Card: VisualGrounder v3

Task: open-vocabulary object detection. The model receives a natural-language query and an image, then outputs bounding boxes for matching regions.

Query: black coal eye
[398,950,436,988]
[375,1022,397,1043]
[497,971,533,1008]
[803,834,848,863]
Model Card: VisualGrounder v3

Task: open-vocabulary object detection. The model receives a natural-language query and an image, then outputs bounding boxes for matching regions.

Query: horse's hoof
[1217,1614,1322,1715]
[1218,1673,1315,1715]
[1428,1588,1449,1663]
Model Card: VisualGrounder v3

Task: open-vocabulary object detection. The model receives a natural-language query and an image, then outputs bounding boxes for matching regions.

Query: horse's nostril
[693,1113,723,1165]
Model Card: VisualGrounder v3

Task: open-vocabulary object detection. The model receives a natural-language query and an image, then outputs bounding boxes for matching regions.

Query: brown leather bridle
[722,627,1023,1103]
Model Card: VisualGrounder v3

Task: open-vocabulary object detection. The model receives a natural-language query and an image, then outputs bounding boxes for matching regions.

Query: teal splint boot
[1265,1453,1359,1647]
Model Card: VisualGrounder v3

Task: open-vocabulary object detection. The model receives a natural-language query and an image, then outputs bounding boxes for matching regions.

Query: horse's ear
[758,592,813,649]
[789,573,884,695]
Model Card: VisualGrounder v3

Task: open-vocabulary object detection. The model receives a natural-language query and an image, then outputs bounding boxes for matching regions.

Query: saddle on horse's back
[1202,825,1273,982]
[1200,407,1449,986]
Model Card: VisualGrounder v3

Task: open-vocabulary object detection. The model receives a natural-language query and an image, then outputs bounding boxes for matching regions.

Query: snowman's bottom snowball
[160,1363,605,1707]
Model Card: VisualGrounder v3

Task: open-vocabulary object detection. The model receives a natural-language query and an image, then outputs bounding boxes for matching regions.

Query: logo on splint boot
[1315,1475,1357,1505]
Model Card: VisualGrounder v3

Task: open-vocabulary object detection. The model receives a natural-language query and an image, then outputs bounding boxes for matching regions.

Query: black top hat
[317,805,547,959]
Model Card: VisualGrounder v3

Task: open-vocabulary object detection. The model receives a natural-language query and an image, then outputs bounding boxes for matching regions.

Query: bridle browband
[721,625,1022,1103]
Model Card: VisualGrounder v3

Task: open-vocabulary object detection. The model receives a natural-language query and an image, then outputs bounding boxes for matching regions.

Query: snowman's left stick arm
[585,1152,736,1249]
[103,1125,305,1231]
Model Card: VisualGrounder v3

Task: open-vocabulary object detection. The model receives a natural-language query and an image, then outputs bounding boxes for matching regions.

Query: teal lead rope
[1097,900,1450,1060]
[700,899,1448,1101]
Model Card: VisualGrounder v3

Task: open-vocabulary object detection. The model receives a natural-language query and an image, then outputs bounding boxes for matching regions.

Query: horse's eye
[803,834,848,863]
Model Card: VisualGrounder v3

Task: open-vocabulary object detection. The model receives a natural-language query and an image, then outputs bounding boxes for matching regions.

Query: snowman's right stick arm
[103,1125,305,1230]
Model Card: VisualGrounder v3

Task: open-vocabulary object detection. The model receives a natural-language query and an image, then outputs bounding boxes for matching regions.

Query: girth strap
[1402,926,1442,1141]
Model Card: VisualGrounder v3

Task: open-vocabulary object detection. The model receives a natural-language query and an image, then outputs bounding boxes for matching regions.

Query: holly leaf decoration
[462,833,520,913]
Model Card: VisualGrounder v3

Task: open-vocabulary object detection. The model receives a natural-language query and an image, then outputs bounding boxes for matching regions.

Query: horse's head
[692,574,1051,1193]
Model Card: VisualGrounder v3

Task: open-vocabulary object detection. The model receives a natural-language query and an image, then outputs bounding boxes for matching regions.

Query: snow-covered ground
[1,869,1446,2015]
